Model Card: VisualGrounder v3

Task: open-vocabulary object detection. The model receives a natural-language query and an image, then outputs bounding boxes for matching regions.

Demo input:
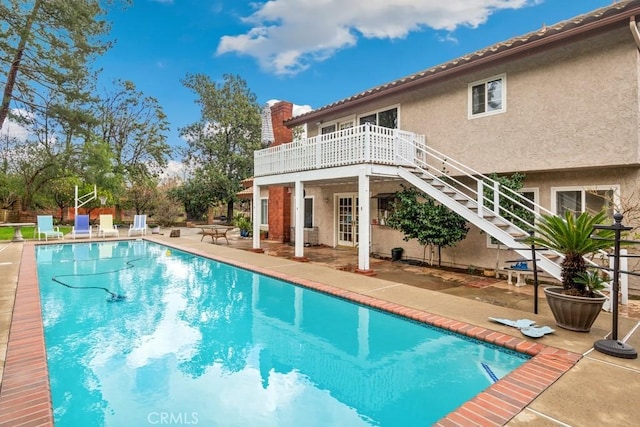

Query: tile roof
[286,0,640,126]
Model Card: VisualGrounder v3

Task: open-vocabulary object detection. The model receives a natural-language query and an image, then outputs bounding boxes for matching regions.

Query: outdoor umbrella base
[594,339,637,359]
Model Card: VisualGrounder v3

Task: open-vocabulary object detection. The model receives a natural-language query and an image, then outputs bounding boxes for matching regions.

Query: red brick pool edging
[0,241,581,427]
[0,243,54,426]
[180,244,582,427]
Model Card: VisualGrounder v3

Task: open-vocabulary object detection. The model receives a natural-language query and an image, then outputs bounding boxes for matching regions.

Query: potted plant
[527,210,615,332]
[234,214,252,238]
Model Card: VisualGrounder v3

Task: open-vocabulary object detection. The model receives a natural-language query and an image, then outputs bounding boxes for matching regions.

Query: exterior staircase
[394,130,612,287]
[254,123,613,290]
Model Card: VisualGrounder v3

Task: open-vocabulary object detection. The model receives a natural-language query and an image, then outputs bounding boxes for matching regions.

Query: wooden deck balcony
[254,123,425,177]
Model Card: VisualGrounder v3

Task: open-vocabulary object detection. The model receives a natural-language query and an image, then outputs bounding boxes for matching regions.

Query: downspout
[630,16,640,50]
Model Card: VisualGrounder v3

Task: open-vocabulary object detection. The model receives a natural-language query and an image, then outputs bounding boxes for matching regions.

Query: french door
[337,195,358,247]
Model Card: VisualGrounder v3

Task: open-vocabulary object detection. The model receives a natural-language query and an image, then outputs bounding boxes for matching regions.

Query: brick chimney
[270,101,293,146]
[268,101,294,241]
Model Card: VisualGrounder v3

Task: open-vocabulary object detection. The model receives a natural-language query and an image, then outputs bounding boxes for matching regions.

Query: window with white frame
[260,198,269,226]
[487,188,538,248]
[321,120,354,135]
[359,107,398,129]
[469,74,506,118]
[321,124,336,134]
[553,186,618,218]
[304,197,313,228]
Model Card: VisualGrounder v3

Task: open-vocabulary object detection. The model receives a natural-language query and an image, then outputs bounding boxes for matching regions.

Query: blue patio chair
[72,215,92,239]
[128,214,147,236]
[35,215,63,241]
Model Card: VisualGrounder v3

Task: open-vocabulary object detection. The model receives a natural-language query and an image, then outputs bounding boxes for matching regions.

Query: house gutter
[287,4,640,128]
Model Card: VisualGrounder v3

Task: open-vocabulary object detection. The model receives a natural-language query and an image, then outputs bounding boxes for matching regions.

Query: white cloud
[160,160,187,182]
[265,99,312,117]
[217,0,533,75]
[0,112,30,142]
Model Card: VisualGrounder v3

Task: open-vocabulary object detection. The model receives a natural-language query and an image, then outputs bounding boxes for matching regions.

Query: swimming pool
[36,241,529,426]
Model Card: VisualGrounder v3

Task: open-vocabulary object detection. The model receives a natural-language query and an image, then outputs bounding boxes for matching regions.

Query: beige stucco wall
[284,166,639,271]
[282,26,640,283]
[400,28,639,174]
[303,28,639,174]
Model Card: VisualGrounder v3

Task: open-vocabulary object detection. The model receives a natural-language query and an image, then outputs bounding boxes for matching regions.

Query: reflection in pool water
[37,241,528,427]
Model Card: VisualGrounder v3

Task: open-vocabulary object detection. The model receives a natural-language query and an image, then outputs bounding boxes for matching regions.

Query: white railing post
[316,137,322,169]
[364,123,371,163]
[393,129,400,164]
[493,181,500,215]
[477,181,484,218]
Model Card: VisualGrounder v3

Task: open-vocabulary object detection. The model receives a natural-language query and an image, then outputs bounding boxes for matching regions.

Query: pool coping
[0,241,581,426]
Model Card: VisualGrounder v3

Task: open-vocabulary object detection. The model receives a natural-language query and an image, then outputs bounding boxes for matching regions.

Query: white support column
[252,182,261,250]
[294,180,305,258]
[358,170,370,271]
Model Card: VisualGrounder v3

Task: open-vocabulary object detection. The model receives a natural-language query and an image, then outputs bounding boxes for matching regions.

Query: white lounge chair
[35,215,63,241]
[128,214,147,236]
[98,214,119,238]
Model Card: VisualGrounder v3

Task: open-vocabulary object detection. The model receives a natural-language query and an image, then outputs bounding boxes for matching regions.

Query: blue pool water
[36,241,528,426]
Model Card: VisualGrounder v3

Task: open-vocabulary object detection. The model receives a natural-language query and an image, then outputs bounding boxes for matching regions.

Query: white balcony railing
[254,124,425,177]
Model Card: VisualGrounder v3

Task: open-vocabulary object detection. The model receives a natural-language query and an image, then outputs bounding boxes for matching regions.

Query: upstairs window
[359,107,398,129]
[469,74,506,118]
[321,124,336,134]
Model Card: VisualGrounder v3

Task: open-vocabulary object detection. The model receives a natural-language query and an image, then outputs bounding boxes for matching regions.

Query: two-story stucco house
[249,0,640,287]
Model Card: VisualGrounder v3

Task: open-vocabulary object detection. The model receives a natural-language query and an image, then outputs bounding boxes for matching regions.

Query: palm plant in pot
[527,210,615,332]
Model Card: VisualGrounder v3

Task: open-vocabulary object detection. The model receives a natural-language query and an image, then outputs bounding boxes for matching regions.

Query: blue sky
[93,0,618,154]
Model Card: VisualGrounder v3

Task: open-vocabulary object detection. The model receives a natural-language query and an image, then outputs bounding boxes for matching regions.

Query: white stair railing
[254,124,617,292]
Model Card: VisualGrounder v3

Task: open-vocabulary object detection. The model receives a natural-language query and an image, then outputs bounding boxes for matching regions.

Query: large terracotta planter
[544,287,606,332]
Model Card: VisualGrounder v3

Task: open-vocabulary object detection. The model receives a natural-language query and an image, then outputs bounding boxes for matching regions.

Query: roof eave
[285,4,640,128]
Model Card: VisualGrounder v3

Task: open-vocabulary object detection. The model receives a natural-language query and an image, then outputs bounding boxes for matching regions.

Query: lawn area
[0,226,73,241]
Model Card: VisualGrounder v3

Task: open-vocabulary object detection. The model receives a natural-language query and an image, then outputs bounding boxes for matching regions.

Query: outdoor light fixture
[99,196,108,205]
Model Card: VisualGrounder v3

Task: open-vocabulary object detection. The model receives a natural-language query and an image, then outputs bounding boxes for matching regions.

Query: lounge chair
[128,214,147,236]
[98,214,119,238]
[34,215,64,241]
[72,215,92,239]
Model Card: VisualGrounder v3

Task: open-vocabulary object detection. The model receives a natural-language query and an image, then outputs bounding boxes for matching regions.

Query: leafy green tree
[0,0,129,131]
[180,73,263,220]
[94,80,172,182]
[169,180,211,222]
[47,176,79,222]
[120,177,159,216]
[386,184,469,266]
